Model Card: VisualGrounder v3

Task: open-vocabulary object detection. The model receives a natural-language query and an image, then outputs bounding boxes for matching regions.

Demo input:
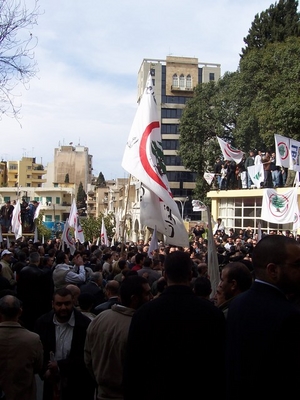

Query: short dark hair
[164,251,193,283]
[53,287,72,299]
[223,262,252,292]
[120,275,148,307]
[56,251,67,264]
[193,276,212,297]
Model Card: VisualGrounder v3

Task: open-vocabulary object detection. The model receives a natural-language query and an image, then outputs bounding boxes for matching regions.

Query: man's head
[65,284,81,306]
[193,276,212,299]
[1,249,13,261]
[164,251,193,285]
[119,275,152,309]
[217,262,252,305]
[28,252,40,266]
[0,295,22,322]
[52,288,74,323]
[104,280,120,299]
[252,235,300,294]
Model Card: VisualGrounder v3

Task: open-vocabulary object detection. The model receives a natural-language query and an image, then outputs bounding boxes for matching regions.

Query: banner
[11,199,22,240]
[122,72,188,248]
[61,218,76,255]
[274,134,290,168]
[192,200,207,212]
[261,188,298,224]
[148,225,158,258]
[247,164,264,189]
[217,137,244,164]
[69,199,85,243]
[204,172,215,185]
[101,218,109,246]
[140,185,189,248]
[290,138,300,172]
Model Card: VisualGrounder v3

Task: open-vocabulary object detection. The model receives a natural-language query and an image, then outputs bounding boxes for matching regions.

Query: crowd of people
[1,229,300,399]
[213,149,288,190]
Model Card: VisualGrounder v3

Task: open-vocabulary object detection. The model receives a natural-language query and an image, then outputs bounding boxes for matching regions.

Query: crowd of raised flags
[214,134,300,229]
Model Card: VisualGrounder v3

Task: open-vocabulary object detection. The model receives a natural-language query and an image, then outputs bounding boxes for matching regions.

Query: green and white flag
[247,164,264,189]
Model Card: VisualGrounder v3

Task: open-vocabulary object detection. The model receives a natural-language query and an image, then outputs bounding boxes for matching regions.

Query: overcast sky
[0,0,277,181]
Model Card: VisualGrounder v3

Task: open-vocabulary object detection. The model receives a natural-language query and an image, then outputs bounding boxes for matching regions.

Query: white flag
[290,138,300,172]
[247,164,264,189]
[11,199,22,239]
[121,73,188,247]
[101,218,109,246]
[34,225,38,243]
[204,172,215,185]
[148,225,158,259]
[275,134,290,168]
[206,205,219,299]
[257,222,262,242]
[217,137,244,164]
[33,202,41,220]
[140,186,189,248]
[61,218,76,255]
[69,199,85,243]
[192,200,207,212]
[261,188,298,224]
[293,208,300,231]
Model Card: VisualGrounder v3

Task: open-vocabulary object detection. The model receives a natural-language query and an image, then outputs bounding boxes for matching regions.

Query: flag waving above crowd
[217,137,244,164]
[122,73,189,248]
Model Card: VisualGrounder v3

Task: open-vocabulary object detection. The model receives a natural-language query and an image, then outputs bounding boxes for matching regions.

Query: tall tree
[76,181,86,210]
[0,0,40,118]
[242,0,300,57]
[95,172,106,187]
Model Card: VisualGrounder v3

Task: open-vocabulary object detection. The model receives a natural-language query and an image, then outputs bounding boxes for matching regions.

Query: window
[45,215,52,222]
[26,183,31,187]
[179,74,185,88]
[46,197,52,204]
[209,73,215,81]
[162,140,179,150]
[9,164,17,170]
[3,196,10,202]
[186,74,192,88]
[27,175,31,179]
[172,74,178,87]
[34,197,39,201]
[56,197,60,204]
[54,183,58,188]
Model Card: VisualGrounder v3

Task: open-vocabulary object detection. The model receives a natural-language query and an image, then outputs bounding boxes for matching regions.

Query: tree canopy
[179,0,300,200]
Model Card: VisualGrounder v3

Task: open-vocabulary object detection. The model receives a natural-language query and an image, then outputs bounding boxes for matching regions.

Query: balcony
[171,86,194,92]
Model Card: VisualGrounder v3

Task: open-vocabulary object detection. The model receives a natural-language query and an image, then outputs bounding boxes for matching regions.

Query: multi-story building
[137,56,221,220]
[53,145,93,192]
[6,157,46,188]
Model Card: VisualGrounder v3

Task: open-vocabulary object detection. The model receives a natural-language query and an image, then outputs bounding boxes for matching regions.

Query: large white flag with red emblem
[61,218,76,255]
[261,188,298,224]
[217,137,244,164]
[11,199,22,239]
[122,73,188,248]
[274,134,291,168]
[69,199,85,243]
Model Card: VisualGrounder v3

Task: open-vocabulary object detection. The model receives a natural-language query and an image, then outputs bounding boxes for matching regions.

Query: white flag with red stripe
[121,73,188,248]
[11,199,22,239]
[217,137,244,164]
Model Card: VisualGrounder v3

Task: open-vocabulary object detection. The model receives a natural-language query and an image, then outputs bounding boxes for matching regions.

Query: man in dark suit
[34,287,95,400]
[226,235,300,400]
[123,250,226,400]
[94,280,120,314]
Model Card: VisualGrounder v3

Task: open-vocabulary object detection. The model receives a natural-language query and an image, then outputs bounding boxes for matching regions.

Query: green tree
[34,212,52,242]
[179,0,300,200]
[81,212,115,243]
[241,0,300,57]
[76,181,86,211]
[0,0,40,119]
[95,172,106,187]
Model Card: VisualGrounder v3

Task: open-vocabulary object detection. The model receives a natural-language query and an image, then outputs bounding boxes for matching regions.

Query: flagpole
[121,174,131,253]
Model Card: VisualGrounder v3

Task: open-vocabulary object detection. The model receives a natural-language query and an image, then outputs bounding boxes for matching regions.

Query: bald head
[65,284,81,305]
[0,295,22,320]
[105,280,120,297]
